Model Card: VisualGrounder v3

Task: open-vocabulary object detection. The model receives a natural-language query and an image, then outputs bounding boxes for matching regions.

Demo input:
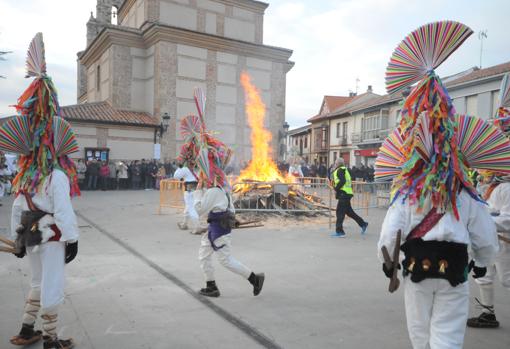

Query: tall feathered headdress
[0,33,80,196]
[178,88,232,187]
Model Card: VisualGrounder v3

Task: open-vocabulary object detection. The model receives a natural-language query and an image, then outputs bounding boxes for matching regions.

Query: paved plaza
[0,191,509,349]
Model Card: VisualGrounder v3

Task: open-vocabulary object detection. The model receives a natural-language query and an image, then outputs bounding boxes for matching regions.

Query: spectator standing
[164,161,175,178]
[148,160,158,189]
[118,162,129,189]
[318,162,327,178]
[99,161,110,191]
[87,160,99,190]
[108,161,117,190]
[131,161,142,189]
[140,159,148,189]
[76,159,87,190]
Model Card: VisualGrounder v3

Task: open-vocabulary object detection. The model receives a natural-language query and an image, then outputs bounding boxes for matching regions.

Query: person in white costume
[194,181,265,297]
[467,180,510,328]
[378,192,499,349]
[2,33,81,349]
[10,170,79,348]
[173,163,200,233]
[376,21,501,349]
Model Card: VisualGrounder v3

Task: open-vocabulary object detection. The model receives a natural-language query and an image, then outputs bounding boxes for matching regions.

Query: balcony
[351,129,391,144]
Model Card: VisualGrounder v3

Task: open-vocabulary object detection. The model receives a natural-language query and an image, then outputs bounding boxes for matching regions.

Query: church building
[65,0,294,162]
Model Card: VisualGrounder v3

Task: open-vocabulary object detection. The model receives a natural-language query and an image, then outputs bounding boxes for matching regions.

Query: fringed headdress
[178,88,232,187]
[376,21,510,218]
[0,33,80,196]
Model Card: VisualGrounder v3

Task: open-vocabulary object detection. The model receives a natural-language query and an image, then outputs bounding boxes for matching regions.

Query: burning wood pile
[231,73,330,215]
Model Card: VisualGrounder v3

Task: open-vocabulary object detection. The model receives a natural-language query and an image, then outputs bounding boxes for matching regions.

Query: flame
[238,72,288,183]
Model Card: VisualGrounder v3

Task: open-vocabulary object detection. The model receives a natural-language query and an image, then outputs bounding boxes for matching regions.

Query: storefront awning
[355,148,379,157]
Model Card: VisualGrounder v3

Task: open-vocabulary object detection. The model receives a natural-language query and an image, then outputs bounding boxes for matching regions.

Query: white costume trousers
[476,234,510,288]
[475,234,510,308]
[198,233,251,281]
[27,241,66,310]
[404,278,469,349]
[183,191,199,228]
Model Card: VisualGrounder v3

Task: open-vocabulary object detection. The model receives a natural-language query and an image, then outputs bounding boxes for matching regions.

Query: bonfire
[233,73,328,214]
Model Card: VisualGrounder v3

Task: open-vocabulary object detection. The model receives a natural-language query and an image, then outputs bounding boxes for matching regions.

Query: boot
[43,336,75,349]
[10,323,42,346]
[467,299,500,328]
[248,272,265,296]
[199,281,220,297]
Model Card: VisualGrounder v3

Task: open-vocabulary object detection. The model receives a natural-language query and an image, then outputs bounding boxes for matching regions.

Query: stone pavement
[0,191,509,349]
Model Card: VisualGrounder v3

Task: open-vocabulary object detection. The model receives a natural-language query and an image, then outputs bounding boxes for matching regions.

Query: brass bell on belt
[438,260,448,274]
[408,257,416,272]
[422,259,431,272]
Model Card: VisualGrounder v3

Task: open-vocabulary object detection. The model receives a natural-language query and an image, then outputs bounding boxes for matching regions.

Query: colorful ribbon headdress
[379,21,479,217]
[178,88,232,187]
[0,33,80,196]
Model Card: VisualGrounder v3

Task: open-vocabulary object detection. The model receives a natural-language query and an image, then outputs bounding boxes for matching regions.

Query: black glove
[14,246,26,259]
[382,263,400,279]
[65,241,78,264]
[468,260,487,279]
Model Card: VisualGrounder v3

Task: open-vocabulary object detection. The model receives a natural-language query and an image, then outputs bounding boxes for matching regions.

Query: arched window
[111,6,118,25]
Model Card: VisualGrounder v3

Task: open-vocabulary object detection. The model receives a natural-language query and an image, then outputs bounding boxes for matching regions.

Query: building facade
[285,125,311,163]
[75,0,294,163]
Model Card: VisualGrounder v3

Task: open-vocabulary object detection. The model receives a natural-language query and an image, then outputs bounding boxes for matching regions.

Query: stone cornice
[143,23,292,64]
[80,22,293,68]
[216,0,269,13]
[80,26,145,66]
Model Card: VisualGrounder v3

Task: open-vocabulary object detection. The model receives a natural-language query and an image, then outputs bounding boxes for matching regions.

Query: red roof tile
[307,95,353,122]
[60,102,158,127]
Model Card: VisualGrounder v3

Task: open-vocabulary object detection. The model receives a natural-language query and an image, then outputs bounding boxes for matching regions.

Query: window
[111,6,118,25]
[333,152,337,161]
[342,122,348,138]
[336,123,340,138]
[491,91,500,118]
[96,65,101,91]
[304,136,308,148]
[466,95,478,116]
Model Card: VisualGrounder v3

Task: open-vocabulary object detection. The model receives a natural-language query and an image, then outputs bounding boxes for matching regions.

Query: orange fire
[239,72,287,183]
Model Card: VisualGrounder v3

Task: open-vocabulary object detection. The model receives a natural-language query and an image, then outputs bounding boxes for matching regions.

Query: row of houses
[285,61,510,167]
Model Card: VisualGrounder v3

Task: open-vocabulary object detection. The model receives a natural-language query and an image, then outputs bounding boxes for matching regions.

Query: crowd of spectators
[78,159,178,191]
[276,160,375,182]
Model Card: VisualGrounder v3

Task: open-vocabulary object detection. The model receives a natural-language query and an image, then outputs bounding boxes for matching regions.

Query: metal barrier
[158,179,184,214]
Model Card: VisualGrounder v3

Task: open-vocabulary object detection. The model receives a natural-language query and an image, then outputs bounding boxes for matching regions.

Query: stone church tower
[76,0,293,160]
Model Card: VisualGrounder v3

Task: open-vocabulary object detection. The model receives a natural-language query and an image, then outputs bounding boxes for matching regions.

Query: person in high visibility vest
[331,158,368,237]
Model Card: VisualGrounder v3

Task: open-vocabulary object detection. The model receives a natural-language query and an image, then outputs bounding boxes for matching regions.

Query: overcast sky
[1,0,509,127]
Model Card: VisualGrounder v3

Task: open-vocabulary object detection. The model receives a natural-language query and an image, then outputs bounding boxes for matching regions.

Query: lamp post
[154,112,171,144]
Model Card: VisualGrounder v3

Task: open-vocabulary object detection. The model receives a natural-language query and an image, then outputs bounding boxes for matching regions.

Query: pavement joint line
[76,211,283,349]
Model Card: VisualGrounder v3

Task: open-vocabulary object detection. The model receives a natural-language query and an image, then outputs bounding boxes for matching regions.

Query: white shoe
[177,222,188,230]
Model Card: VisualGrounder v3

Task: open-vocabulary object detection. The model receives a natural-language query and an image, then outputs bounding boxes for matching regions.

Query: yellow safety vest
[333,166,353,195]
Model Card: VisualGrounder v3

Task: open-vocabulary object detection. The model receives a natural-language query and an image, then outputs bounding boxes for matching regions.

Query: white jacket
[11,169,79,242]
[377,190,499,267]
[193,187,234,217]
[487,182,510,233]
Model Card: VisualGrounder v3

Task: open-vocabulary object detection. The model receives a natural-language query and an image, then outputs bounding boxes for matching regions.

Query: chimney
[367,85,373,93]
[349,91,357,97]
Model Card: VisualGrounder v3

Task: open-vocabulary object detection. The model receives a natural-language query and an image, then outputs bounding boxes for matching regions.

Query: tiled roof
[60,102,158,127]
[308,96,353,122]
[446,61,510,87]
[288,124,311,135]
[309,92,381,123]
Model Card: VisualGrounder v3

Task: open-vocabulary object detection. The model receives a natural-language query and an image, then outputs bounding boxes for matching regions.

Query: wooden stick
[0,236,15,247]
[0,246,16,254]
[498,234,510,244]
[389,230,402,293]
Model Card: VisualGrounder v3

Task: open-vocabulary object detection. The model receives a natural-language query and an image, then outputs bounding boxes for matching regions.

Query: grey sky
[1,0,509,127]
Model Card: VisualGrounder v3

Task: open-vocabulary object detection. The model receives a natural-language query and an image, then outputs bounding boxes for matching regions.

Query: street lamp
[154,112,171,143]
